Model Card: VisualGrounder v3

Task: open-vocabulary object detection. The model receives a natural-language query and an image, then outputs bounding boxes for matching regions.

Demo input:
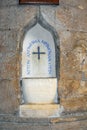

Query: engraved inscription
[26,40,52,76]
[22,24,56,78]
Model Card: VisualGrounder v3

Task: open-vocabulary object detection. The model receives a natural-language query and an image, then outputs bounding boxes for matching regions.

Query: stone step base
[0,113,87,130]
[19,104,63,118]
[0,120,87,130]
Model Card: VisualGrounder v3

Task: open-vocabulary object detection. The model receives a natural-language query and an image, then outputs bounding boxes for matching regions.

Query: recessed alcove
[19,17,61,118]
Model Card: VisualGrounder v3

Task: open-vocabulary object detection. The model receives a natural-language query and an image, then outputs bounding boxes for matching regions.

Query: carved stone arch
[19,14,60,79]
[19,14,60,105]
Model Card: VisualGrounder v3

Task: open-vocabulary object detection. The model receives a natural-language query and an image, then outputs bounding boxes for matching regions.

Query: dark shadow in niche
[20,13,60,79]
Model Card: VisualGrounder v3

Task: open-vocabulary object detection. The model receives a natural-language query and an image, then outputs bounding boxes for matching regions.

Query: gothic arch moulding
[19,15,60,78]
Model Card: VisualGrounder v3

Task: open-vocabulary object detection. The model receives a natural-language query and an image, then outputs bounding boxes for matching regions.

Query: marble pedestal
[22,78,58,104]
[20,78,59,118]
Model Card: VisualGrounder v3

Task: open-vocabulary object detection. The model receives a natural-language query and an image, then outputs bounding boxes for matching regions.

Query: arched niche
[22,23,56,78]
[20,17,60,104]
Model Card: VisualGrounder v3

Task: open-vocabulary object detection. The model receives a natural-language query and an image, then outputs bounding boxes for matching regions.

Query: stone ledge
[19,104,63,118]
[0,112,87,124]
[0,119,87,130]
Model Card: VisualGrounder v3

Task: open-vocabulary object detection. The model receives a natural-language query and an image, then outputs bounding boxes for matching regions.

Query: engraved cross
[32,46,45,60]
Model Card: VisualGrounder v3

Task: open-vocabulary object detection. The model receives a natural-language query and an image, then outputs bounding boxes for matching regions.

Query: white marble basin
[22,78,58,104]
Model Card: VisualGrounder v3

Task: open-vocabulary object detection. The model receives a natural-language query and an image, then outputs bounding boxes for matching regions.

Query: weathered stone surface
[56,4,87,31]
[60,32,87,80]
[0,124,51,130]
[0,7,9,29]
[51,120,87,130]
[0,6,37,30]
[0,0,18,7]
[0,53,19,79]
[19,104,62,118]
[59,79,87,98]
[0,30,18,52]
[0,115,87,130]
[59,79,80,97]
[61,96,87,112]
[0,0,87,119]
[0,79,20,114]
[41,2,87,32]
[60,0,87,9]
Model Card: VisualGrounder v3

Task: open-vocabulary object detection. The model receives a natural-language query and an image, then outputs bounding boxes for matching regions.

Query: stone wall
[0,0,87,114]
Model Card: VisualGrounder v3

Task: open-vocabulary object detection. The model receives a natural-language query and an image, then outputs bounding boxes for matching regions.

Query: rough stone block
[0,0,18,7]
[0,53,19,79]
[0,79,20,114]
[61,96,87,112]
[56,4,87,31]
[60,31,87,80]
[41,4,87,32]
[0,6,37,30]
[60,0,87,10]
[0,7,9,29]
[0,116,87,130]
[59,79,81,98]
[0,30,18,52]
[51,120,87,130]
[59,78,87,98]
[0,123,51,130]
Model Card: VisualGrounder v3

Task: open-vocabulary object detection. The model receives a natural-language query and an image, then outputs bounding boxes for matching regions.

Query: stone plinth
[19,104,63,118]
[22,78,58,104]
